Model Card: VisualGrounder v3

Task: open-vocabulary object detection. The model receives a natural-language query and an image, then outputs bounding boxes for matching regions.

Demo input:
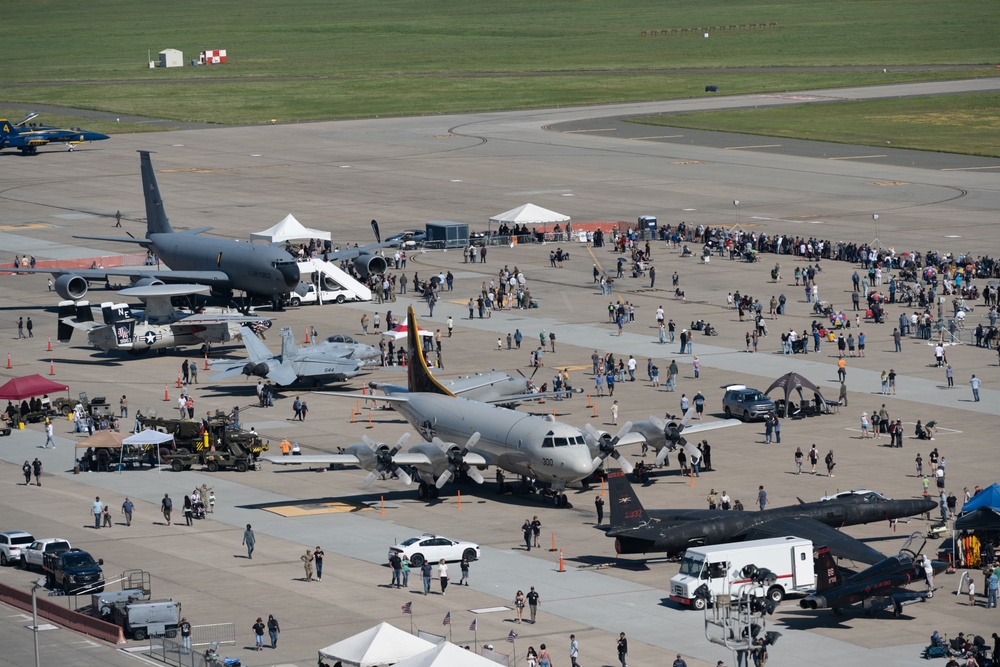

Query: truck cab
[44,548,105,595]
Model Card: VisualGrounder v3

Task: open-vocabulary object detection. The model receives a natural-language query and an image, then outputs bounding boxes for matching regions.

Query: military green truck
[139,410,269,472]
[52,392,113,419]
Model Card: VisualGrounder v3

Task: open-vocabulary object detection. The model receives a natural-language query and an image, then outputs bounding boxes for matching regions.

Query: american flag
[506,630,518,643]
[401,601,412,614]
[469,618,478,631]
[443,611,451,626]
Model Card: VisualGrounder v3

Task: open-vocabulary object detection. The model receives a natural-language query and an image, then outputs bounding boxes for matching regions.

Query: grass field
[3,0,997,126]
[628,92,1000,158]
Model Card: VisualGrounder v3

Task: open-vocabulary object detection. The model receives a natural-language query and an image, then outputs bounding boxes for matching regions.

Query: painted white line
[828,155,887,160]
[724,144,782,150]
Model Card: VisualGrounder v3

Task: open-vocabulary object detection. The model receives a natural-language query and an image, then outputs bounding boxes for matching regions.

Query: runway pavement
[0,79,998,666]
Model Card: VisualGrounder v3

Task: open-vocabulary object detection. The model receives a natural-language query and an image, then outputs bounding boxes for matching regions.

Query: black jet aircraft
[800,533,948,617]
[15,151,391,307]
[607,469,936,563]
[0,112,109,155]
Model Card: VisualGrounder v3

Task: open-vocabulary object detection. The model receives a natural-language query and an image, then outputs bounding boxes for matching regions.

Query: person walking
[32,458,42,486]
[421,560,433,595]
[43,420,55,448]
[301,549,314,582]
[515,590,526,623]
[526,586,540,623]
[522,519,533,551]
[611,400,619,425]
[252,617,266,651]
[438,558,449,595]
[389,552,402,588]
[313,546,324,581]
[102,505,113,528]
[617,632,628,667]
[970,374,981,401]
[243,524,255,559]
[569,634,581,667]
[756,486,768,511]
[22,461,31,486]
[122,497,134,526]
[459,556,470,586]
[595,495,605,525]
[179,617,192,654]
[946,364,954,387]
[794,447,804,474]
[808,445,819,474]
[825,450,836,477]
[183,495,193,526]
[91,496,104,529]
[265,614,280,649]
[401,554,409,588]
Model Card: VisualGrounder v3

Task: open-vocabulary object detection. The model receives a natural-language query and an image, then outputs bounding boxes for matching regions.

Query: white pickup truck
[22,538,72,571]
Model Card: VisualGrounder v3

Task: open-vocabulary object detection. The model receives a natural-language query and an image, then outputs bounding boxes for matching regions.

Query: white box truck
[669,536,814,610]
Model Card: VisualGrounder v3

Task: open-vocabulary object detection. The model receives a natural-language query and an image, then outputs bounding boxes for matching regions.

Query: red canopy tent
[0,374,69,400]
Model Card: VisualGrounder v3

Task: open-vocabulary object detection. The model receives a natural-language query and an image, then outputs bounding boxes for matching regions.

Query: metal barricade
[192,622,237,647]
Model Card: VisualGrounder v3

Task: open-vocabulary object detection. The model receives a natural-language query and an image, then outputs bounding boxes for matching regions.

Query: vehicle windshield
[63,553,96,568]
[743,391,767,402]
[678,556,703,577]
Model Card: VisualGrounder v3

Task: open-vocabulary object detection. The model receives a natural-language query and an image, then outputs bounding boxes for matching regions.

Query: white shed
[159,49,184,68]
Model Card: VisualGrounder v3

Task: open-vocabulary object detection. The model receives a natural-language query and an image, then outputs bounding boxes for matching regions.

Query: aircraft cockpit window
[342,336,356,344]
[542,437,554,448]
[554,437,569,447]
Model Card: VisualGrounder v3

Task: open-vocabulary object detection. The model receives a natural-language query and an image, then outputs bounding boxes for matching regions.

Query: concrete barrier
[0,581,126,644]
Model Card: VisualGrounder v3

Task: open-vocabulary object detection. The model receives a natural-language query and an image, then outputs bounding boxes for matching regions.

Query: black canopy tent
[764,372,829,417]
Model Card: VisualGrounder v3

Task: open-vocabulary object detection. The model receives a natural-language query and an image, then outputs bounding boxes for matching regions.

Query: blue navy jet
[0,112,108,155]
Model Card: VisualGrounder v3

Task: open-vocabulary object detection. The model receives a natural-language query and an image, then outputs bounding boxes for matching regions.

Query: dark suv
[722,386,775,422]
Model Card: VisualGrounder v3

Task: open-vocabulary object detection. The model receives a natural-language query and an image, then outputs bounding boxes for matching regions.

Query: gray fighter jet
[210,326,378,386]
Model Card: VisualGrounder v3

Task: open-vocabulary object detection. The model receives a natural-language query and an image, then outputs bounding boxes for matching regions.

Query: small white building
[159,49,183,68]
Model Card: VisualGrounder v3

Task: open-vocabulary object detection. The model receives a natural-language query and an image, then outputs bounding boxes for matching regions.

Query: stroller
[192,501,207,520]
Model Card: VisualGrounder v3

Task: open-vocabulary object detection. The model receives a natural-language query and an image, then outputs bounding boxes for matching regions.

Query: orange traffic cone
[305,327,311,344]
[177,372,182,388]
[49,359,55,376]
[164,385,169,401]
[203,354,210,370]
[47,337,52,352]
[6,352,10,369]
[558,549,565,572]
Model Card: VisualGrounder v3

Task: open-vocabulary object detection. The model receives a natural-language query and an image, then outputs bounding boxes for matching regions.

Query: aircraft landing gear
[418,482,439,500]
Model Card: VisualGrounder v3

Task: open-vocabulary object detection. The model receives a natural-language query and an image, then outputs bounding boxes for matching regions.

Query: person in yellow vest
[279,438,291,456]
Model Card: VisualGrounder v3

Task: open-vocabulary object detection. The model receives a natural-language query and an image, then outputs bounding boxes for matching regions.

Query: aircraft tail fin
[609,469,648,529]
[814,546,842,591]
[0,120,12,144]
[114,320,135,347]
[57,300,80,342]
[237,326,275,364]
[405,305,455,396]
[138,150,174,235]
[279,326,297,360]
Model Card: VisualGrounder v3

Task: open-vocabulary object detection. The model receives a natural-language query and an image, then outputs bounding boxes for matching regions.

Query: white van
[669,536,814,610]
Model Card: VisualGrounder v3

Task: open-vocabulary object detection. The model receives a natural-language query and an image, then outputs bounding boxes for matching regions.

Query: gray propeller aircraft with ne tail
[14,151,392,308]
[264,306,741,501]
[210,326,379,386]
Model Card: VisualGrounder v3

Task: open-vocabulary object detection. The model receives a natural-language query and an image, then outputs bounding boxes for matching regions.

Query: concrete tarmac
[0,79,998,666]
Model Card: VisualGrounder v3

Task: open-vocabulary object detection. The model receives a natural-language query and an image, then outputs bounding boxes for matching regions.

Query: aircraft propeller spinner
[433,432,483,488]
[584,421,635,474]
[361,433,413,487]
[649,407,699,466]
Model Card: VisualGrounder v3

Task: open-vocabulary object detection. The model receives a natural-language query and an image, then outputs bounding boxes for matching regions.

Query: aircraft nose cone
[279,262,301,288]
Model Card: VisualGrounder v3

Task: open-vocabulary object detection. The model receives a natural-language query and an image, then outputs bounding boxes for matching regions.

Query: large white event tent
[488,203,570,234]
[317,622,435,667]
[251,213,331,243]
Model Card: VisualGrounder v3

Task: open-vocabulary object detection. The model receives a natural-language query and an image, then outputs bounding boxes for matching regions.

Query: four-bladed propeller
[433,432,483,488]
[361,433,413,487]
[648,407,699,466]
[584,421,635,474]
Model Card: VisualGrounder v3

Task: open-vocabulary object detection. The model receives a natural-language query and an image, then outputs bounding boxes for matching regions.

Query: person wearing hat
[252,617,266,651]
[267,614,280,649]
[860,412,871,439]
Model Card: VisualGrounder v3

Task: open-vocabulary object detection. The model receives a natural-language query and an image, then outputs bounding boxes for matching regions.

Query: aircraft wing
[328,241,394,261]
[743,517,885,565]
[209,361,254,381]
[679,418,743,435]
[265,363,301,386]
[477,389,581,405]
[264,452,438,467]
[173,314,271,327]
[15,266,231,287]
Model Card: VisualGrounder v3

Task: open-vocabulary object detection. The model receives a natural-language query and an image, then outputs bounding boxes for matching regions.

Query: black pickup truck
[43,548,105,595]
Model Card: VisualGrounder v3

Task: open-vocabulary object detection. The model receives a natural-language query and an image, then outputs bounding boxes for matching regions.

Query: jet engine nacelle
[352,253,387,278]
[54,274,89,300]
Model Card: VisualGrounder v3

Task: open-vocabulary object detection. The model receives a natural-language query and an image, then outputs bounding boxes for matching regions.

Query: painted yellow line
[724,144,782,150]
[827,155,887,160]
[264,501,372,517]
[0,223,50,231]
[940,165,1000,171]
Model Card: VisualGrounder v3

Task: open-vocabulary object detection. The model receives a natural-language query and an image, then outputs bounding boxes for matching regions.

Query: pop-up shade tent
[764,372,827,415]
[488,203,570,234]
[391,641,502,667]
[251,213,331,243]
[0,374,69,400]
[318,622,436,667]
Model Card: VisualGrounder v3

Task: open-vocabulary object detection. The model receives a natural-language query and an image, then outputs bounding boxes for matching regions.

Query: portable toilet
[158,49,183,68]
[638,215,657,240]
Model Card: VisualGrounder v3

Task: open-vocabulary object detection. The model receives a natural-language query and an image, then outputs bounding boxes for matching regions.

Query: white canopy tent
[392,642,501,667]
[251,213,331,243]
[488,203,570,235]
[123,429,176,472]
[318,622,435,667]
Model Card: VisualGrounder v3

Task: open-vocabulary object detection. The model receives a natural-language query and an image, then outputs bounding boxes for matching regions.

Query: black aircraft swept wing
[606,468,936,563]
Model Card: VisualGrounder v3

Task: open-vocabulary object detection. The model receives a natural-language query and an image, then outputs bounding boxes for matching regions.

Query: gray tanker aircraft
[15,151,391,307]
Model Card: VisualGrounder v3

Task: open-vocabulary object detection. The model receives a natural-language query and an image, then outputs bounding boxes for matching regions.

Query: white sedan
[388,534,480,567]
